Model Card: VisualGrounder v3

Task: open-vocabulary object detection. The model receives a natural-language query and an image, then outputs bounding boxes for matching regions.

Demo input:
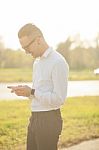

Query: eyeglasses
[22,38,35,50]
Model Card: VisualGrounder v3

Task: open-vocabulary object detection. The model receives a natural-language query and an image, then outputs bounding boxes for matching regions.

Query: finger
[11,89,15,93]
[7,86,18,90]
[10,87,20,93]
[13,86,22,91]
[15,91,24,96]
[18,85,23,87]
[14,88,24,92]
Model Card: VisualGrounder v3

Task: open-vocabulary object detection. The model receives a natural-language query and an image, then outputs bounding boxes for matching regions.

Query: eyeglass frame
[22,38,36,51]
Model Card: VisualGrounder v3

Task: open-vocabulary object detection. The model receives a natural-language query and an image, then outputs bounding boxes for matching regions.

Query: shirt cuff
[34,90,41,99]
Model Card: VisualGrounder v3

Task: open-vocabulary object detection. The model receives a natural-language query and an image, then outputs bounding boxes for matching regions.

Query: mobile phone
[7,86,15,89]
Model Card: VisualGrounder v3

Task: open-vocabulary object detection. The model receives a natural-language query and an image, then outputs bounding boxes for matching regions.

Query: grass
[0,100,30,150]
[0,68,32,82]
[60,96,99,148]
[0,68,99,82]
[0,96,99,150]
[69,69,99,80]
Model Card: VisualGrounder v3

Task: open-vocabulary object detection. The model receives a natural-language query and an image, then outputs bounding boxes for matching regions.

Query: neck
[40,44,49,57]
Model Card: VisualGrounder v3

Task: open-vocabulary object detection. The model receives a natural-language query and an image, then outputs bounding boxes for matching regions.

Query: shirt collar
[41,47,53,58]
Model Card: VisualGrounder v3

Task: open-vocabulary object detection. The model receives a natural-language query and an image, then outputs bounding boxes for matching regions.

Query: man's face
[19,35,40,58]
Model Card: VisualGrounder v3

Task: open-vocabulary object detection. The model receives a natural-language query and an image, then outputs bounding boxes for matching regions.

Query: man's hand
[7,85,32,97]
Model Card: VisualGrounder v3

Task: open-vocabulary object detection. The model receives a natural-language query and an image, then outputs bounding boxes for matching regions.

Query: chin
[31,54,36,58]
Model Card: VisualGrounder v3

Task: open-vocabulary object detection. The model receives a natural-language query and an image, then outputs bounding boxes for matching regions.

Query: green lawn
[0,68,99,82]
[69,70,99,80]
[0,68,32,82]
[0,96,99,150]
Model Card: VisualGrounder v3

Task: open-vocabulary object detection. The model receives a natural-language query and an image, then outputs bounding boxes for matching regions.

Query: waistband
[31,109,60,115]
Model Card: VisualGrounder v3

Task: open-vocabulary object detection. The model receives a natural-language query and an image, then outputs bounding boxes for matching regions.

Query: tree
[56,37,72,64]
[0,36,5,68]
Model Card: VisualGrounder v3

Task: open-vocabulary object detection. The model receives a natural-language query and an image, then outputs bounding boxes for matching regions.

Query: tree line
[56,34,99,70]
[0,34,99,70]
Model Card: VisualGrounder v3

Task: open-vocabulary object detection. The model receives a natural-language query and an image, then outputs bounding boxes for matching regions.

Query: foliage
[0,48,33,68]
[56,35,99,70]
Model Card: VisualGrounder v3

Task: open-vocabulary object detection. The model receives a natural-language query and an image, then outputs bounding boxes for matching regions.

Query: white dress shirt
[31,47,69,112]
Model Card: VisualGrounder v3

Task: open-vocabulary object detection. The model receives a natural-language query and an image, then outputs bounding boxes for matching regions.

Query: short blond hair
[18,23,43,39]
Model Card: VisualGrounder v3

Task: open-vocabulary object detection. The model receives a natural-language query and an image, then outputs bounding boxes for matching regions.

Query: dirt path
[61,138,99,150]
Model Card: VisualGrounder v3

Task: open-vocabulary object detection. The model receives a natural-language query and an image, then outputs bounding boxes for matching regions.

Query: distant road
[0,81,99,100]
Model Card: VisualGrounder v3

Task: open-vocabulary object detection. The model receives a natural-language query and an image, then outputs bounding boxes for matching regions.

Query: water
[67,80,99,97]
[0,81,99,100]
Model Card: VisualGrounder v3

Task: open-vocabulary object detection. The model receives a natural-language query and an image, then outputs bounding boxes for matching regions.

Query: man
[8,23,69,150]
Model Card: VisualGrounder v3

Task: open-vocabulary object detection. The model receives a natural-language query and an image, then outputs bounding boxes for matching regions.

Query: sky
[0,0,99,49]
